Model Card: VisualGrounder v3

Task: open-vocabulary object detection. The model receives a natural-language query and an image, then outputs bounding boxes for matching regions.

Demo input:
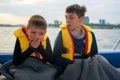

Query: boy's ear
[45,30,47,33]
[81,16,84,20]
[79,16,84,22]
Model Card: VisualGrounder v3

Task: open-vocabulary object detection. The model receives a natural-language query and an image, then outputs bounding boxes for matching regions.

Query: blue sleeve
[90,32,98,56]
[53,31,73,70]
[13,38,34,66]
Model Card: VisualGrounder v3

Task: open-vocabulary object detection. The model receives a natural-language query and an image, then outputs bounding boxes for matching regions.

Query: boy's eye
[70,17,74,19]
[65,16,74,20]
[31,32,35,34]
[39,32,44,35]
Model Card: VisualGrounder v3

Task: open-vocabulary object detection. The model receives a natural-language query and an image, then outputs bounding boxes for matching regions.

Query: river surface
[0,27,120,52]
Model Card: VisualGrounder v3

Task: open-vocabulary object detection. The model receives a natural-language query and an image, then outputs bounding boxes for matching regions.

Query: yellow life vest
[60,24,93,60]
[14,26,47,59]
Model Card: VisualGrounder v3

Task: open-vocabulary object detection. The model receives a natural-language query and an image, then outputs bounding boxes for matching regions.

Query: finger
[31,38,38,43]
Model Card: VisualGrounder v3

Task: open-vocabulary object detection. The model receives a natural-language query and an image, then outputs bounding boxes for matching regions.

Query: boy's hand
[30,38,41,49]
[62,47,69,54]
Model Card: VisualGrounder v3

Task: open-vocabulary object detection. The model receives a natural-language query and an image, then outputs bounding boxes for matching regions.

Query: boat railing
[112,39,120,50]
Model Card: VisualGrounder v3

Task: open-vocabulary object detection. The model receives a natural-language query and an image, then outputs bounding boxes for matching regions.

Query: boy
[53,4,98,70]
[53,4,120,80]
[13,15,54,66]
[0,15,59,80]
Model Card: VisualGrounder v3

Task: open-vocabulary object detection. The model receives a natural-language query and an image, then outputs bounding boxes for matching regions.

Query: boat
[0,51,120,67]
[0,51,13,64]
[0,39,120,68]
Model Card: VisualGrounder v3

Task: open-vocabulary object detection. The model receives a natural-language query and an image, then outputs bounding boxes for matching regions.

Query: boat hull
[0,51,120,68]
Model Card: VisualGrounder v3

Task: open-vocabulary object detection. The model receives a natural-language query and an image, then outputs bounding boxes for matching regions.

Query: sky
[0,0,120,25]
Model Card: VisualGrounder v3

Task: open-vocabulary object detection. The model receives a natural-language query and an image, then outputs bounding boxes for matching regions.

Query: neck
[73,25,83,35]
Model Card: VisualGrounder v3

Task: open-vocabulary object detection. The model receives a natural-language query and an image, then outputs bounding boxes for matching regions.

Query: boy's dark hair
[65,4,87,17]
[27,15,47,29]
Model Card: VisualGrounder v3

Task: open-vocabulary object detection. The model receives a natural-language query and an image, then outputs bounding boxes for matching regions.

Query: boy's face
[65,12,83,31]
[27,26,46,43]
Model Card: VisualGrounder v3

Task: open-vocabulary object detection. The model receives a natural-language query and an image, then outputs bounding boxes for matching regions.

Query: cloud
[0,0,120,24]
[0,13,28,25]
[10,0,40,5]
[0,0,56,6]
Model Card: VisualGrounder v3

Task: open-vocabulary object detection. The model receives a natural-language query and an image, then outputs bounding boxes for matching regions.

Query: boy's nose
[35,33,39,38]
[34,34,39,38]
[66,19,69,22]
[66,19,70,23]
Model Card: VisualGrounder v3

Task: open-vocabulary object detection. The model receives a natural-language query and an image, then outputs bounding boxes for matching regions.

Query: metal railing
[112,39,120,50]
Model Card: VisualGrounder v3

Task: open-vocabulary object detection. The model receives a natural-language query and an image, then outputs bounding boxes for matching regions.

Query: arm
[53,31,73,69]
[37,37,55,64]
[90,32,98,57]
[13,38,35,66]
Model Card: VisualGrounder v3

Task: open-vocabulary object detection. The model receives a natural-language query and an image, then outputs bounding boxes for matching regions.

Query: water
[93,29,120,50]
[0,27,120,52]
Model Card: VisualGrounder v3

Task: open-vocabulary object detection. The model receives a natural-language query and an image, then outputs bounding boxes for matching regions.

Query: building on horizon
[82,16,89,24]
[48,20,62,27]
[54,20,62,27]
[99,19,106,25]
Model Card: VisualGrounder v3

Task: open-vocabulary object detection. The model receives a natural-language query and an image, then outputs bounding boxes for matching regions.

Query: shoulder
[91,31,95,35]
[90,32,96,40]
[56,30,62,38]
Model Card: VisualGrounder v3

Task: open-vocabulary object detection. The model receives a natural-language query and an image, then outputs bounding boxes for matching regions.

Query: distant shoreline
[0,24,120,29]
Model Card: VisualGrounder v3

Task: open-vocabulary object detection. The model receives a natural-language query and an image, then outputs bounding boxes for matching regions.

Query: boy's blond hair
[27,15,47,29]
